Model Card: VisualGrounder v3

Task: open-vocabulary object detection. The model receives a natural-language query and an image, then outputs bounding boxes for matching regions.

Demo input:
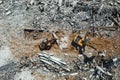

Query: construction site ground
[10,29,120,58]
[7,28,120,80]
[0,0,120,80]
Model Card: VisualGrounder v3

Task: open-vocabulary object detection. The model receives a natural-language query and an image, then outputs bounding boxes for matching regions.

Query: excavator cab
[39,38,57,51]
[39,32,58,51]
[71,32,87,54]
[71,31,97,54]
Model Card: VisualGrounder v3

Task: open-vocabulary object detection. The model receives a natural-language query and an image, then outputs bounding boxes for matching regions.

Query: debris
[110,17,120,28]
[0,0,2,4]
[38,53,70,72]
[24,28,44,32]
[58,0,63,6]
[24,28,44,40]
[19,56,31,68]
[30,0,35,5]
[98,51,105,57]
[39,38,57,50]
[94,26,117,31]
[86,43,97,50]
[70,72,78,76]
[98,4,104,14]
[112,58,118,62]
[39,53,67,65]
[90,65,113,80]
[83,77,87,80]
[59,35,69,50]
[14,68,35,80]
[82,54,95,64]
[0,0,120,80]
[116,1,120,4]
[96,66,112,76]
[39,33,60,51]
[52,33,59,44]
[0,46,15,67]
[0,62,18,80]
[5,11,12,15]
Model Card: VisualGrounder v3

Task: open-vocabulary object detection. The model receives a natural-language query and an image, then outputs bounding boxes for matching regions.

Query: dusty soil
[10,29,120,59]
[0,0,120,80]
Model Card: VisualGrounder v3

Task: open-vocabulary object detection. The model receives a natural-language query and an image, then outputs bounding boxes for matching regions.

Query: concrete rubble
[0,0,120,80]
[0,51,120,80]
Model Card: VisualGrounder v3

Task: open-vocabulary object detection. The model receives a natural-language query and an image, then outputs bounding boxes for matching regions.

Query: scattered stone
[14,68,35,80]
[59,35,69,50]
[5,11,12,15]
[0,0,2,4]
[30,0,35,5]
[0,0,120,80]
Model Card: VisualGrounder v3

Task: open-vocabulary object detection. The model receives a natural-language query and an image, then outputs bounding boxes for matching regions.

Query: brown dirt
[9,29,120,59]
[90,35,120,57]
[8,29,120,80]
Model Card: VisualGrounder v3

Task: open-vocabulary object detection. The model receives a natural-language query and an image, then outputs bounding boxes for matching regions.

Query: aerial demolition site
[0,0,120,80]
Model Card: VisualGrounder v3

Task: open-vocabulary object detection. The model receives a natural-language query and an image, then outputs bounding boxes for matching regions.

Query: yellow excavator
[39,31,96,52]
[39,38,57,50]
[71,31,96,54]
[39,33,58,51]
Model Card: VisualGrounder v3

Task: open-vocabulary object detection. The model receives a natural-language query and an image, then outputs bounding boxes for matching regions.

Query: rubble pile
[0,0,119,30]
[3,52,119,80]
[29,0,120,30]
[0,0,120,80]
[0,44,120,80]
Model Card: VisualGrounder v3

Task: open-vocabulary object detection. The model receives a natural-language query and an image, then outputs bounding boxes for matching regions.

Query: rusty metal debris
[0,0,120,80]
[21,26,120,79]
[17,51,120,80]
[24,28,44,40]
[22,28,120,78]
[38,53,70,72]
[110,17,120,28]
